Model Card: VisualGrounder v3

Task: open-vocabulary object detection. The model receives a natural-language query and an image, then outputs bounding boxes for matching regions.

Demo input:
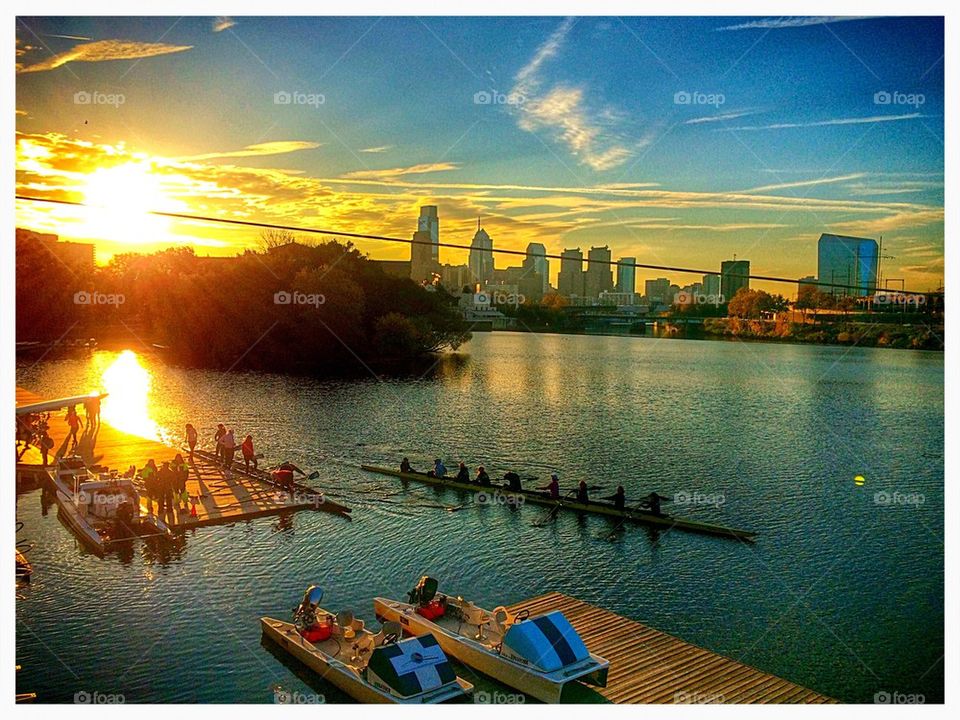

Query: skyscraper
[557,248,584,297]
[468,222,494,287]
[410,229,439,283]
[584,246,613,299]
[644,277,670,305]
[702,273,720,297]
[525,242,550,292]
[418,206,440,262]
[817,233,878,296]
[616,257,636,294]
[720,260,750,303]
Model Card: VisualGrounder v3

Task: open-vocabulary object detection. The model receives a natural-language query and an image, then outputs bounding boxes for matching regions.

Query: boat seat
[376,620,403,645]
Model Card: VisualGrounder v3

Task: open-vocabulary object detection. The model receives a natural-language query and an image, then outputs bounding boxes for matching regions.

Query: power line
[15,194,938,297]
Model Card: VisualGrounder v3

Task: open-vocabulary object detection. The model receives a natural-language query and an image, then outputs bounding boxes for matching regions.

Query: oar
[533,488,577,527]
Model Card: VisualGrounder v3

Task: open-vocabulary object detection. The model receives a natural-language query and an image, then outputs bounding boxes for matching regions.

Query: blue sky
[15,16,944,290]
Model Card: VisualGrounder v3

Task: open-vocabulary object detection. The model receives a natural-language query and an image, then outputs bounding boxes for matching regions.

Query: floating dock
[16,387,323,530]
[507,593,835,704]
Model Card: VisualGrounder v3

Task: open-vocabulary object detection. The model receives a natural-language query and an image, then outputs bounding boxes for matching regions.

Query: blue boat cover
[366,634,456,698]
[502,611,591,672]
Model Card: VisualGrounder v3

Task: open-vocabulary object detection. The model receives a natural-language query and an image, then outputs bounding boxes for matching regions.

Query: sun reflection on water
[97,350,161,440]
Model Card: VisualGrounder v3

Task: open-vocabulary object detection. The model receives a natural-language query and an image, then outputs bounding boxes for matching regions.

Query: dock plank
[507,593,835,704]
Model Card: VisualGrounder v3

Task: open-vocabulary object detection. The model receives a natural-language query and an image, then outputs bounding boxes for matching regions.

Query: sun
[79,161,182,245]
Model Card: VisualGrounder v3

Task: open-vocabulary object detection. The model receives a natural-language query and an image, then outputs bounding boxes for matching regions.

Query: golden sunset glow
[98,350,161,440]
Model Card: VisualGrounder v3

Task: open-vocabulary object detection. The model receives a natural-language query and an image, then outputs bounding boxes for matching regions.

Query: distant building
[418,206,440,262]
[557,248,584,297]
[616,257,636,294]
[410,229,439,283]
[468,223,494,287]
[524,242,550,293]
[702,273,720,297]
[599,291,640,307]
[644,277,670,306]
[440,263,472,291]
[720,259,750,303]
[584,246,614,299]
[16,228,96,270]
[817,233,878,297]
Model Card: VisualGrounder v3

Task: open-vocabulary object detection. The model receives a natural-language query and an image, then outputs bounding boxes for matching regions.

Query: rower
[576,479,589,504]
[475,466,491,486]
[503,471,522,491]
[604,485,626,511]
[432,458,447,478]
[640,492,667,517]
[456,462,469,483]
[400,457,413,473]
[538,474,560,500]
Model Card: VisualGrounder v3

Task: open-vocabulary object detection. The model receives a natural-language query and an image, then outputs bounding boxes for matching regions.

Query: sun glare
[98,350,161,440]
[80,162,181,245]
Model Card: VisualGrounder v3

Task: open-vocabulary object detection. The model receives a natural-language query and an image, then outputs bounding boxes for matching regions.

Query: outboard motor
[407,576,438,606]
[293,585,324,629]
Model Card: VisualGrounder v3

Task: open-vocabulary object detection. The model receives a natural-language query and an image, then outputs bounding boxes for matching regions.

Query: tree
[259,228,297,250]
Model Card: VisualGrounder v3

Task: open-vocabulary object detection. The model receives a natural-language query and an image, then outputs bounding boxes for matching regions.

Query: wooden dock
[507,593,835,704]
[15,387,321,529]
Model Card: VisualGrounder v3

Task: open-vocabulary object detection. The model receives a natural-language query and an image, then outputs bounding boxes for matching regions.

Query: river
[15,332,944,703]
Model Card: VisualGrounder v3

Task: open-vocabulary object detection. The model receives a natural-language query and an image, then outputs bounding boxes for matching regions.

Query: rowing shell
[360,465,756,542]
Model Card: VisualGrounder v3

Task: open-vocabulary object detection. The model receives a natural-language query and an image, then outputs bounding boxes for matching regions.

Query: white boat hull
[261,618,471,704]
[374,598,608,703]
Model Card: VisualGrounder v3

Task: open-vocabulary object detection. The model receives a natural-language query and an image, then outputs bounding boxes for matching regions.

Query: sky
[15,15,945,292]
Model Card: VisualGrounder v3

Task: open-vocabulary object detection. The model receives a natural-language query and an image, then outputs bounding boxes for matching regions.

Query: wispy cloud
[212,17,236,33]
[180,141,321,161]
[716,17,873,32]
[684,110,762,125]
[741,173,866,193]
[359,145,393,153]
[510,18,630,171]
[342,162,460,180]
[723,113,923,131]
[18,39,192,73]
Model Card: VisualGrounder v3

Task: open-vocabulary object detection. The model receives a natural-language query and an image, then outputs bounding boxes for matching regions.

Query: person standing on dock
[141,459,159,514]
[214,424,226,463]
[220,429,237,470]
[65,406,83,449]
[39,430,54,467]
[84,396,101,427]
[241,435,257,472]
[173,453,190,509]
[186,424,198,460]
[538,474,561,499]
[157,461,176,516]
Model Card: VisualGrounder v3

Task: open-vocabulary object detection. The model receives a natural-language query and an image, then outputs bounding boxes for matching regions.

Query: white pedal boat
[374,576,609,703]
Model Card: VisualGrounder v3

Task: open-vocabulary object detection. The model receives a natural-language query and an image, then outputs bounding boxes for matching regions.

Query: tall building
[468,222,494,287]
[720,259,750,303]
[524,242,550,293]
[557,248,584,297]
[417,206,440,262]
[410,229,439,283]
[817,233,878,297]
[616,257,636,294]
[702,273,720,297]
[584,245,614,299]
[644,277,670,306]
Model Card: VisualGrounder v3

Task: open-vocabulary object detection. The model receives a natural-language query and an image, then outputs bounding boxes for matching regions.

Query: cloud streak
[341,162,461,180]
[18,39,192,73]
[722,113,923,131]
[716,17,873,32]
[179,141,321,161]
[212,17,236,33]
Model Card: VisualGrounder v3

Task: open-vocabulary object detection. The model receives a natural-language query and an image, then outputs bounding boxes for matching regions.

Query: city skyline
[15,16,944,292]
